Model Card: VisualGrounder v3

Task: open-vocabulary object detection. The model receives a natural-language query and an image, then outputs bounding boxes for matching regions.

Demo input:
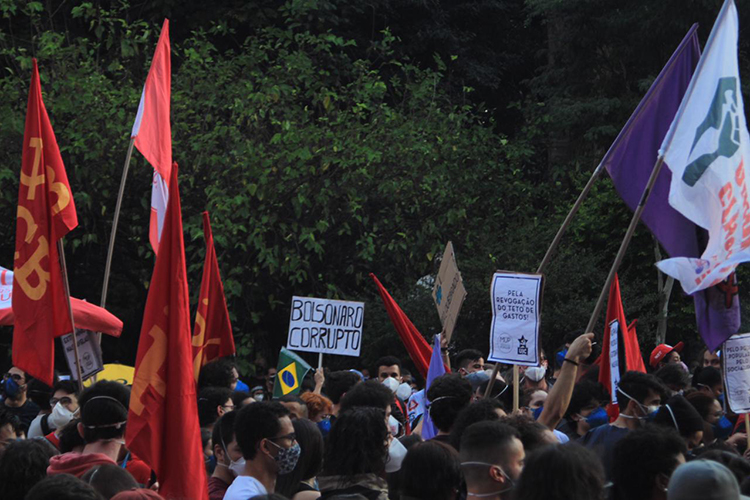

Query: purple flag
[602,24,739,352]
[421,334,446,441]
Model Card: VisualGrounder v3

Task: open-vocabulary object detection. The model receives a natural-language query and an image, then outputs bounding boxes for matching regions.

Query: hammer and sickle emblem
[131,325,168,416]
[192,299,221,380]
[46,166,71,215]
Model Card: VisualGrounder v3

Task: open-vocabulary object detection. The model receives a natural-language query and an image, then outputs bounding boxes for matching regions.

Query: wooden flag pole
[58,239,85,393]
[99,137,136,311]
[584,156,666,335]
[537,164,606,273]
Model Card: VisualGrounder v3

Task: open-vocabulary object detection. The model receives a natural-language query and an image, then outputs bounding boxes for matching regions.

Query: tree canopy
[0,0,748,377]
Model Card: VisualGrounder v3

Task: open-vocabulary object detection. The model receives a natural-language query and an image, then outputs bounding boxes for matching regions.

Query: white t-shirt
[223,475,267,500]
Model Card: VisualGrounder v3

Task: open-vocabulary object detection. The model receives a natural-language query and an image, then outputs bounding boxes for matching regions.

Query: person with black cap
[47,381,131,478]
[653,395,705,453]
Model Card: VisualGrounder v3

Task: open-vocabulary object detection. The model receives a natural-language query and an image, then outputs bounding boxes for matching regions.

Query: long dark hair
[515,443,604,500]
[321,407,389,479]
[275,418,325,497]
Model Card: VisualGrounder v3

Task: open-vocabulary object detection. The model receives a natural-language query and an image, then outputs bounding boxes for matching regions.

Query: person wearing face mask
[521,366,549,393]
[47,380,131,478]
[459,421,524,500]
[209,411,243,500]
[28,380,79,439]
[225,401,300,500]
[275,418,325,500]
[1,366,40,433]
[653,395,705,452]
[374,356,411,436]
[685,392,744,448]
[555,380,609,440]
[580,371,667,480]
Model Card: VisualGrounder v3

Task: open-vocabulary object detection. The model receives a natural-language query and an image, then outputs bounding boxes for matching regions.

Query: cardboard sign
[488,271,542,366]
[287,296,365,357]
[61,329,104,381]
[432,242,467,342]
[723,333,750,413]
[609,320,621,405]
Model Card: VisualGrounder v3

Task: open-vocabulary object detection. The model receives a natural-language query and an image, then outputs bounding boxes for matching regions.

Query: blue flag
[421,334,446,440]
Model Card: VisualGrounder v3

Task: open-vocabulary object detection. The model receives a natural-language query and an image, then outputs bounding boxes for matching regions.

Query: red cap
[649,342,684,368]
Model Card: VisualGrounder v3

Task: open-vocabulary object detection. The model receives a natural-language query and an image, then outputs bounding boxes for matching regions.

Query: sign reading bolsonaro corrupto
[286,296,365,357]
[488,272,543,367]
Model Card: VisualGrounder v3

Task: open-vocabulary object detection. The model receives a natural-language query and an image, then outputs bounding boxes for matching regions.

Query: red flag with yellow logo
[192,211,235,381]
[12,59,78,386]
[126,162,208,499]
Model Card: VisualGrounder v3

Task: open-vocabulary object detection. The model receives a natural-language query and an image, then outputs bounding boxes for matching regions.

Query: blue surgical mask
[317,418,331,436]
[1,377,20,399]
[713,415,733,440]
[532,406,544,420]
[585,407,608,428]
[718,393,726,406]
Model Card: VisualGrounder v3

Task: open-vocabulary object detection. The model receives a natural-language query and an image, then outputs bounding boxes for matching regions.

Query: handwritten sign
[287,296,365,357]
[432,242,467,342]
[488,272,542,366]
[62,329,104,381]
[723,333,750,413]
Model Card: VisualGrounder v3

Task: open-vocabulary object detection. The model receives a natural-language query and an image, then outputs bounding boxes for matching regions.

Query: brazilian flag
[273,348,312,398]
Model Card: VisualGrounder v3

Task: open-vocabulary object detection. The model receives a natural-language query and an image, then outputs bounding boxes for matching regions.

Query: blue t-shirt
[578,424,631,480]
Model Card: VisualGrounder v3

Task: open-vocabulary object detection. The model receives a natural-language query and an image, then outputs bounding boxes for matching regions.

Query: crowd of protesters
[1,332,749,500]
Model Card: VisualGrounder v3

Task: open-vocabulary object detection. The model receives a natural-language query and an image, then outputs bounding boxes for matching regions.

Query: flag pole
[318,352,323,370]
[484,166,605,398]
[536,164,606,273]
[584,156,666,335]
[100,137,135,311]
[58,239,85,393]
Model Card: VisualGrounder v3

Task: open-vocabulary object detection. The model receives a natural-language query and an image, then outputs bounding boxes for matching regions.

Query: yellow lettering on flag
[278,363,299,395]
[131,325,168,416]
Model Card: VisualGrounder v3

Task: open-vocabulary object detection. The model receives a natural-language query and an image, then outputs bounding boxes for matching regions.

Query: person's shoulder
[224,475,266,500]
[579,424,628,445]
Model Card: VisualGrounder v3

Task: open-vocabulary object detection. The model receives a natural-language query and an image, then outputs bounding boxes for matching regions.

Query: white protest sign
[488,272,542,366]
[432,242,467,342]
[287,296,365,357]
[723,333,750,413]
[609,320,621,405]
[61,329,104,381]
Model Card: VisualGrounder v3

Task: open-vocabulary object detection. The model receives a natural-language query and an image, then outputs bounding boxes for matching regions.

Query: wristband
[563,358,579,367]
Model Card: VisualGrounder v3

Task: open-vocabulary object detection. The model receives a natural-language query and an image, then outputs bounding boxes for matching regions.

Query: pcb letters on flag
[657,0,750,294]
[12,59,78,385]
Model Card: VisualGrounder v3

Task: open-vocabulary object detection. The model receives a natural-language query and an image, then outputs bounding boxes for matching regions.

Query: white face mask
[385,437,407,473]
[382,377,399,393]
[228,456,246,477]
[524,366,546,382]
[48,402,76,429]
[396,382,413,401]
[253,393,264,402]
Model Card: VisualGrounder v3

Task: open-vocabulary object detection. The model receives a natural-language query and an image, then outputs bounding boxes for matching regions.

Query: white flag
[656,0,750,294]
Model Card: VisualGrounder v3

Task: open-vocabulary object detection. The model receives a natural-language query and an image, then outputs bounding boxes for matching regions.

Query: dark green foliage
[0,0,747,377]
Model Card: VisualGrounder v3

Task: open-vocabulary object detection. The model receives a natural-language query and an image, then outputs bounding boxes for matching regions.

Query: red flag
[370,273,434,379]
[131,19,171,254]
[192,211,235,381]
[12,59,78,385]
[598,274,646,420]
[126,162,208,500]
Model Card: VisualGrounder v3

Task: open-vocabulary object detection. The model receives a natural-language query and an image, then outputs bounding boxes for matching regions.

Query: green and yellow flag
[273,347,312,398]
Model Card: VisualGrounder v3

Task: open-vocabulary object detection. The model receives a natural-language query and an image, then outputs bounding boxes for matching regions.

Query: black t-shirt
[4,398,41,433]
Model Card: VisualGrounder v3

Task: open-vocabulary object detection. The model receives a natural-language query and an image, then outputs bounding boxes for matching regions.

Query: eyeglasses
[2,373,23,383]
[50,396,74,407]
[269,432,296,445]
